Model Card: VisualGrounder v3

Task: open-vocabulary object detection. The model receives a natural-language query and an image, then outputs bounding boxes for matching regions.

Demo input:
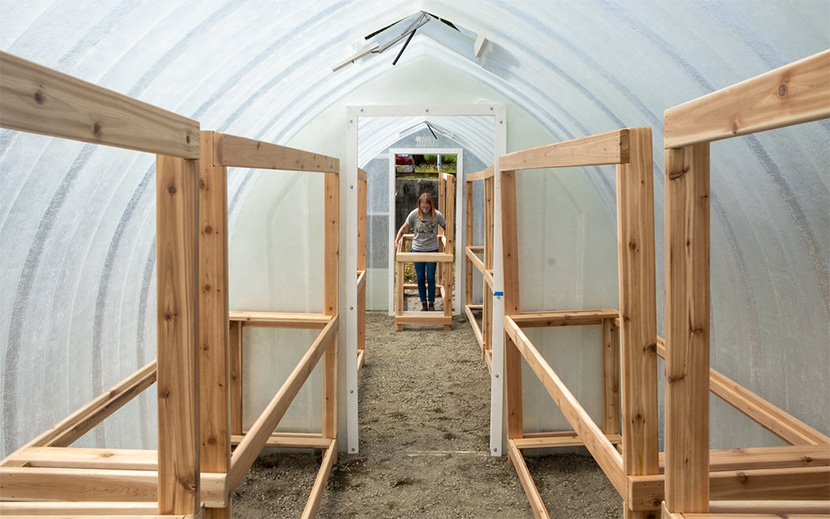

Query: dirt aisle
[233,312,622,518]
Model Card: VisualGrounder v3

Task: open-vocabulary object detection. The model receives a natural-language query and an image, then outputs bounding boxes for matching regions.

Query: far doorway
[388,148,463,317]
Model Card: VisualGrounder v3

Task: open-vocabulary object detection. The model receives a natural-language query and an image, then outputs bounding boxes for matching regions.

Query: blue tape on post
[494,291,504,297]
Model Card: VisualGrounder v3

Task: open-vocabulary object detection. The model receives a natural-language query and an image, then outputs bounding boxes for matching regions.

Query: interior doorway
[345,104,507,457]
[388,148,463,316]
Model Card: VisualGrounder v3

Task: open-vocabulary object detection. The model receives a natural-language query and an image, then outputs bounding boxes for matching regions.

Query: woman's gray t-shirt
[406,209,446,251]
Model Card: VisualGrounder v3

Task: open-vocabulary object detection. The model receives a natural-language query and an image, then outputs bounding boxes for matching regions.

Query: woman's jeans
[413,249,439,303]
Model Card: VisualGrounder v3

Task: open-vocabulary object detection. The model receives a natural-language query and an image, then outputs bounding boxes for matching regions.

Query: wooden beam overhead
[499,129,630,171]
[465,166,494,181]
[215,133,339,173]
[0,51,199,158]
[665,49,830,148]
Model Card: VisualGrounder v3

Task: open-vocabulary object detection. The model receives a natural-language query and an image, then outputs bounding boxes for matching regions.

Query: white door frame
[388,147,463,317]
[345,104,507,457]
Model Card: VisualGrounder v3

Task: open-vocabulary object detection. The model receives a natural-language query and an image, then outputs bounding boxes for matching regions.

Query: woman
[394,193,446,311]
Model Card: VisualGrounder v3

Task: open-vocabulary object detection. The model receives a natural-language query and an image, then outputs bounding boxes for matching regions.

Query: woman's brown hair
[416,193,435,219]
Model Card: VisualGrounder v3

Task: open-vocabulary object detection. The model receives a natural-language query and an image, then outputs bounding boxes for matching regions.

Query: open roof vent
[331,11,488,72]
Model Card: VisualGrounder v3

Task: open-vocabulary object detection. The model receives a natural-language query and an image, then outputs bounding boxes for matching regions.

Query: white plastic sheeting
[1,0,828,457]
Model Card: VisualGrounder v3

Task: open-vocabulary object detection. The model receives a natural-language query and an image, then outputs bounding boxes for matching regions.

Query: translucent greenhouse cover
[0,0,827,457]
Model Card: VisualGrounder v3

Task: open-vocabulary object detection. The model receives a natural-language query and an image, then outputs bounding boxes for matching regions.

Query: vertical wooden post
[664,143,710,514]
[444,174,455,257]
[444,174,455,330]
[229,320,243,436]
[500,169,522,439]
[485,176,495,356]
[485,177,494,272]
[602,318,620,436]
[156,153,200,515]
[500,171,519,316]
[505,333,523,439]
[616,128,659,497]
[357,178,367,361]
[437,173,446,287]
[323,172,339,445]
[198,131,231,518]
[465,180,474,309]
[482,284,492,360]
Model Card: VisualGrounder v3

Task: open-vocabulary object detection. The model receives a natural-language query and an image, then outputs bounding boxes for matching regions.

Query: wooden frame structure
[394,172,456,331]
[500,127,659,517]
[204,131,340,518]
[661,49,830,519]
[464,166,495,372]
[0,51,341,518]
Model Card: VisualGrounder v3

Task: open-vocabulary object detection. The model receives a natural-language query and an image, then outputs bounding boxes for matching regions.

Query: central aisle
[234,313,621,518]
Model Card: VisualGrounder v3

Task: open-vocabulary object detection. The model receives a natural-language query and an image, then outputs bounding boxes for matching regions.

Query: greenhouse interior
[0,1,828,517]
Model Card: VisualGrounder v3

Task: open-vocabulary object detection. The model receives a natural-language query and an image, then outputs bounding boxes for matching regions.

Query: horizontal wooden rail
[500,128,631,171]
[4,447,156,470]
[466,166,494,181]
[665,49,830,148]
[629,466,830,510]
[0,466,158,501]
[215,133,339,173]
[395,314,453,325]
[656,337,830,445]
[468,245,485,253]
[231,432,331,450]
[513,432,622,450]
[658,445,830,473]
[1,361,157,466]
[301,439,337,519]
[511,309,620,328]
[228,317,338,492]
[708,500,830,515]
[504,316,626,497]
[395,252,454,263]
[0,502,167,516]
[229,311,332,329]
[0,51,199,158]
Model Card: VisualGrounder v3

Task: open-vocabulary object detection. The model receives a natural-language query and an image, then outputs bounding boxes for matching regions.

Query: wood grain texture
[0,51,199,158]
[500,170,520,315]
[664,143,711,513]
[216,133,339,173]
[155,154,200,515]
[665,49,830,148]
[616,127,659,482]
[198,131,231,479]
[228,311,331,328]
[500,129,629,171]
